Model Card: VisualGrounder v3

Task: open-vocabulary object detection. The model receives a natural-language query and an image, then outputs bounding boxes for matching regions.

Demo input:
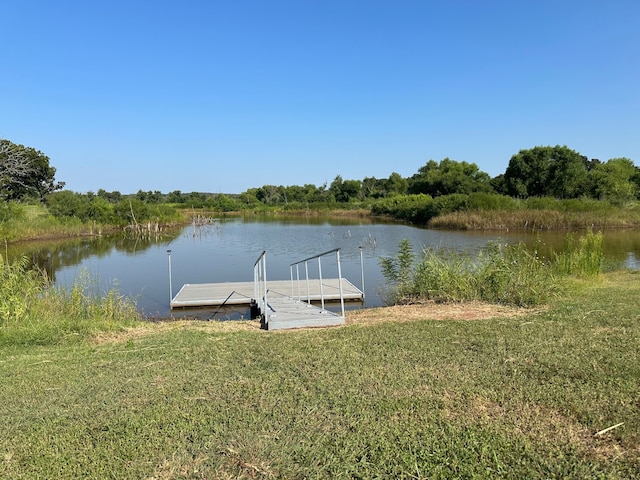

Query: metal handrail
[289,248,345,318]
[253,250,268,324]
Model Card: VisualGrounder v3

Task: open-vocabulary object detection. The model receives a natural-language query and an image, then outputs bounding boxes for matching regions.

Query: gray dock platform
[170,278,363,309]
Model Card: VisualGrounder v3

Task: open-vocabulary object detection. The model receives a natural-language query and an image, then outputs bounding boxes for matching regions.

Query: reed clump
[380,231,604,307]
[0,255,140,345]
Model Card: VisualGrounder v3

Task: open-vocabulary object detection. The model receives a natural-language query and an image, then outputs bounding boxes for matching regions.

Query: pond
[7,215,640,320]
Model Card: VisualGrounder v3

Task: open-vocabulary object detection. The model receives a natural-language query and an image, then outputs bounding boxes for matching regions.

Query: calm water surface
[9,216,640,320]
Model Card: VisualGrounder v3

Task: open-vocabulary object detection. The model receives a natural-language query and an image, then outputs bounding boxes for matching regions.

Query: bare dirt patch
[346,301,541,326]
[92,302,542,344]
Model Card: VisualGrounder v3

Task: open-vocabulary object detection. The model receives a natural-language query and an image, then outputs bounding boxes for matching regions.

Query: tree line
[2,138,639,225]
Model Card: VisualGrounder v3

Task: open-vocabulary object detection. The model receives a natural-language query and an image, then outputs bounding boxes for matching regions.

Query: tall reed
[552,230,604,276]
[379,231,604,307]
[0,255,140,345]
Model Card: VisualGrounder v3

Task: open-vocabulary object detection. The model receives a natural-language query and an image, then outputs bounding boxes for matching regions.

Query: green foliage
[474,241,558,306]
[465,192,519,211]
[380,232,605,307]
[0,138,64,201]
[46,191,182,227]
[379,239,415,299]
[408,158,492,196]
[0,255,44,326]
[503,145,589,198]
[553,230,604,276]
[0,256,139,345]
[522,196,612,213]
[588,157,638,204]
[431,193,469,215]
[204,193,242,212]
[0,201,25,223]
[371,194,435,223]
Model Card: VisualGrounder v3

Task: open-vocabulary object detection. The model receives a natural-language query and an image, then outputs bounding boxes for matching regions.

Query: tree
[588,158,638,204]
[0,139,64,201]
[408,158,491,196]
[502,145,588,199]
[386,172,408,196]
[329,175,362,202]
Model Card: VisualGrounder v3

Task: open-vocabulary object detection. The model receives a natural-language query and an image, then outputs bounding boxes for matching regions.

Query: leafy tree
[329,175,362,202]
[97,189,122,203]
[386,172,408,196]
[166,190,185,203]
[547,150,589,199]
[503,145,588,199]
[205,194,241,212]
[408,158,492,196]
[238,190,260,206]
[361,176,382,199]
[255,185,283,204]
[0,139,64,201]
[588,158,638,204]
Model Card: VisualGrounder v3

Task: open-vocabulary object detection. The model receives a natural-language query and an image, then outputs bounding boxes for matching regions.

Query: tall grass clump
[0,255,140,345]
[474,240,558,306]
[552,230,604,276]
[380,231,604,307]
[0,255,45,326]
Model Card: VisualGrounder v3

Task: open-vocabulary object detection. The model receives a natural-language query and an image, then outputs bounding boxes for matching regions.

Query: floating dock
[168,248,363,330]
[170,278,363,309]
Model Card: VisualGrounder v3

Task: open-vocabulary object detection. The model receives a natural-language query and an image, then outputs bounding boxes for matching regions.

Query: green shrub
[466,193,519,211]
[431,194,469,216]
[372,194,434,223]
[0,202,25,223]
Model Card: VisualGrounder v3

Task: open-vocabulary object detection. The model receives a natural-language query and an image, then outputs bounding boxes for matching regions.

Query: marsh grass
[0,255,139,345]
[0,272,638,478]
[429,207,640,231]
[553,230,605,276]
[380,231,604,307]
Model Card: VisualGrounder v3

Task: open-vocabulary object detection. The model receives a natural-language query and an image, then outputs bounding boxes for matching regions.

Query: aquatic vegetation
[380,231,604,307]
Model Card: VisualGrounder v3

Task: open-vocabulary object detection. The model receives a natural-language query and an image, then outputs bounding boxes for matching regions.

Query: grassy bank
[1,271,638,478]
[372,193,640,230]
[429,208,640,231]
[0,255,140,346]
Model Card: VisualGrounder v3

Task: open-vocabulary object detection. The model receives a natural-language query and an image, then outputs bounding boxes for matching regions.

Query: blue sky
[2,1,639,194]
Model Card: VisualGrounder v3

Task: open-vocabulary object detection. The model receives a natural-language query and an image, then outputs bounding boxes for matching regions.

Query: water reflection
[6,217,640,320]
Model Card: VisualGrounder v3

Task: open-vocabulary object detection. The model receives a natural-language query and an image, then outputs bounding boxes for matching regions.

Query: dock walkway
[170,278,363,309]
[169,248,362,330]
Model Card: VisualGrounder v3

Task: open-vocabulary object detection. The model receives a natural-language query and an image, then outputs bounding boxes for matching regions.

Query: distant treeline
[3,139,640,228]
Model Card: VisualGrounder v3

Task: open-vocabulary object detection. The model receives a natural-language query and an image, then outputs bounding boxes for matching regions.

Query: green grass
[0,255,140,346]
[1,271,639,478]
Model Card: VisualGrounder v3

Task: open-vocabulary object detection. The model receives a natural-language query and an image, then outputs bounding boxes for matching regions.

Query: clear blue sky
[2,1,639,194]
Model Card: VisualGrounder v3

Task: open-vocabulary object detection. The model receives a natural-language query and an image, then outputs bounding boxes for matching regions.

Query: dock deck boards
[170,278,363,309]
[263,293,345,330]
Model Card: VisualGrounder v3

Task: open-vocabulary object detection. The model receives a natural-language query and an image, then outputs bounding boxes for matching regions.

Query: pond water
[7,215,640,320]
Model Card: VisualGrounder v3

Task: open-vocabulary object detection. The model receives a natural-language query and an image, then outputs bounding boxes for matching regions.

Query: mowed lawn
[1,272,639,479]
